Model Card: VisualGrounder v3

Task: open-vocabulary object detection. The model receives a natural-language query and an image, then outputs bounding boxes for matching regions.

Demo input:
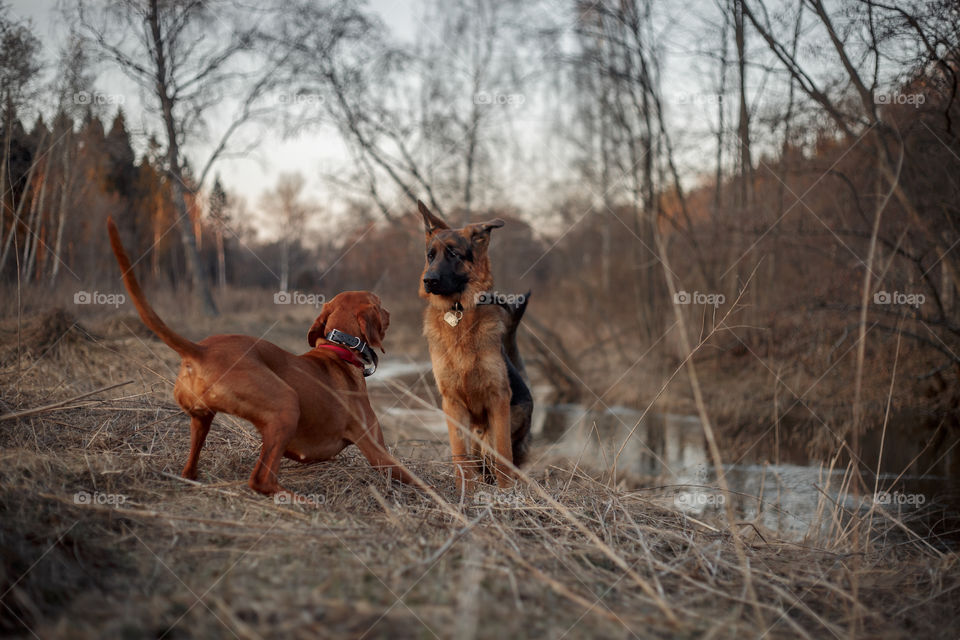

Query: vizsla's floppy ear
[307,305,331,348]
[418,200,449,237]
[357,305,388,353]
[469,218,505,246]
[379,307,390,341]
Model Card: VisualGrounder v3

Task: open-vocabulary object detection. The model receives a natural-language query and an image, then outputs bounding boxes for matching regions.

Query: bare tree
[415,0,534,223]
[739,0,960,462]
[732,0,752,212]
[0,2,41,275]
[260,171,309,292]
[277,0,535,224]
[711,0,730,219]
[569,0,718,334]
[73,0,289,314]
[46,31,92,284]
[209,175,228,291]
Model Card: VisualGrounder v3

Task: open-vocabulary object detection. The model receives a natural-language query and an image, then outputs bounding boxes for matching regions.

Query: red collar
[315,344,365,370]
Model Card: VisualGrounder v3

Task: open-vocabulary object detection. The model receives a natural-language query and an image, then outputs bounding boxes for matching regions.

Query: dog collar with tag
[444,294,501,327]
[321,329,377,376]
[444,302,464,327]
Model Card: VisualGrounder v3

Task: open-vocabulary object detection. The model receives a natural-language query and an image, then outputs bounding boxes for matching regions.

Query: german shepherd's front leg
[489,397,516,489]
[442,398,480,494]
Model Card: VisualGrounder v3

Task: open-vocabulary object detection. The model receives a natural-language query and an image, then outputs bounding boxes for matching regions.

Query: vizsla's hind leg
[182,412,214,480]
[249,405,300,496]
[207,369,301,497]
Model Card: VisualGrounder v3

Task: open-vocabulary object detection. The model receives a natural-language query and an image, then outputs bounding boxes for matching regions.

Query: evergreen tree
[105,109,136,198]
[210,175,229,290]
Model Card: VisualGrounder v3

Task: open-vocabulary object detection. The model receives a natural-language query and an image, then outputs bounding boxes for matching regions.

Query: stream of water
[373,360,960,546]
[537,402,960,547]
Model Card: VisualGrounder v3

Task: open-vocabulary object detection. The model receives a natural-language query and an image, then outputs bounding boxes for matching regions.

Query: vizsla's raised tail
[106,217,203,358]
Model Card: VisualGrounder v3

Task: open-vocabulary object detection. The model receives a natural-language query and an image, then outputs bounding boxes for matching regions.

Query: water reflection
[536,403,960,547]
[537,404,708,482]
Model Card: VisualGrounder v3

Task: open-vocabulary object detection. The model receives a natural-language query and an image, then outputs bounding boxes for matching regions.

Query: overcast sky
[6,0,431,235]
[5,0,819,237]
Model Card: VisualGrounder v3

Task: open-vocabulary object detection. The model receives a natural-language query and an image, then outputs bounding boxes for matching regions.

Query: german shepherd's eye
[445,247,461,261]
[427,249,436,261]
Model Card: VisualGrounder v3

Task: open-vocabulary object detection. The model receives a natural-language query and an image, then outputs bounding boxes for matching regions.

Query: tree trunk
[23,148,50,281]
[280,236,289,292]
[714,10,728,219]
[216,227,226,291]
[0,130,47,273]
[734,0,752,212]
[150,0,218,316]
[599,84,612,296]
[463,100,480,226]
[151,207,161,279]
[0,118,9,271]
[168,167,218,315]
[50,132,71,284]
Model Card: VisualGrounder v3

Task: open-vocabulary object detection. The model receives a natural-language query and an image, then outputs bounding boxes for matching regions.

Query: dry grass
[1,308,958,639]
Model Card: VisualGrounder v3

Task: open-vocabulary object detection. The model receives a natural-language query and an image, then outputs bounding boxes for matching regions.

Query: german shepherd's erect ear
[467,219,504,248]
[418,200,449,237]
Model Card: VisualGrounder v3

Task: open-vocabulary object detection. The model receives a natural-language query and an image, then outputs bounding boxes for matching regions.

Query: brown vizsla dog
[107,218,416,499]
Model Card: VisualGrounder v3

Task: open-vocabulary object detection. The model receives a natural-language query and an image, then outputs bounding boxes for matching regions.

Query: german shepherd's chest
[424,307,510,401]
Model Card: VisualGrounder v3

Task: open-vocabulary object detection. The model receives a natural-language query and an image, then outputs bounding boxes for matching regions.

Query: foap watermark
[474,91,526,106]
[74,91,125,106]
[874,491,926,507]
[674,491,726,509]
[74,290,126,308]
[273,291,325,308]
[474,489,527,508]
[674,290,725,307]
[875,92,925,107]
[475,291,526,305]
[276,91,324,107]
[74,490,127,506]
[873,290,925,308]
[274,492,326,505]
[675,92,723,106]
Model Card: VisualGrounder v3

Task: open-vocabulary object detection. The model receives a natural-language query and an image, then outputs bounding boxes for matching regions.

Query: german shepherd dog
[417,200,533,491]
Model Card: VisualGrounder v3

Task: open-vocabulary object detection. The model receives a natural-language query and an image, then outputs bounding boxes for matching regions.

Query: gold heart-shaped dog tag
[444,311,462,327]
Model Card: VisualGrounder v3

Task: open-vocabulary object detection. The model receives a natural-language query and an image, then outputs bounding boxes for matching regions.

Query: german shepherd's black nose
[423,276,440,292]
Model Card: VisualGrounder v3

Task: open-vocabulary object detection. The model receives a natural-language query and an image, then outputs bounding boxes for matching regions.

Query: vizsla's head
[417,200,502,308]
[307,291,390,354]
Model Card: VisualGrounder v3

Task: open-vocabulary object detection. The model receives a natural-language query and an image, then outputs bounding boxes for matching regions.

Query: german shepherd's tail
[107,217,203,359]
[500,291,530,382]
[501,291,532,466]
